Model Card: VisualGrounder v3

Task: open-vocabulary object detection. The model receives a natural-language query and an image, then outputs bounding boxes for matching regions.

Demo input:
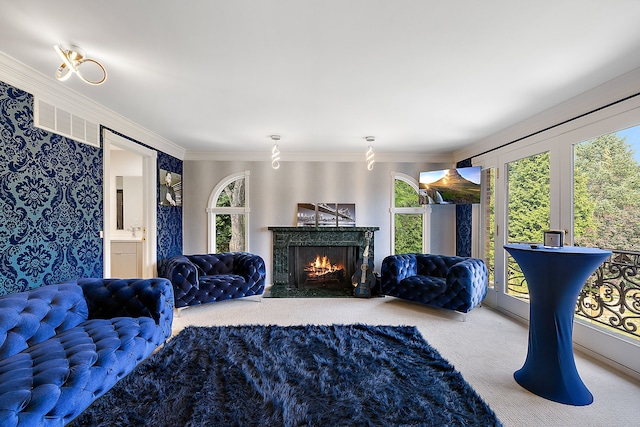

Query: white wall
[183,159,455,284]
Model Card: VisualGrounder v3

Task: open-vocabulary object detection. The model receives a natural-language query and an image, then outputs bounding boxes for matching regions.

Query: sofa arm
[79,278,174,332]
[163,255,199,302]
[446,258,489,310]
[381,254,418,290]
[233,252,266,291]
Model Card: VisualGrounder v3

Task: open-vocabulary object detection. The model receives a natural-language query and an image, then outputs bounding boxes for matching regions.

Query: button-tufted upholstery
[381,253,488,313]
[163,252,266,308]
[0,278,174,426]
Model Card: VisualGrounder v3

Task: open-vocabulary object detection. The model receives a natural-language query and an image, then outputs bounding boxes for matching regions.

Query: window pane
[573,129,640,250]
[506,152,550,301]
[215,213,245,252]
[216,178,245,207]
[394,214,423,253]
[395,179,420,207]
[507,152,550,243]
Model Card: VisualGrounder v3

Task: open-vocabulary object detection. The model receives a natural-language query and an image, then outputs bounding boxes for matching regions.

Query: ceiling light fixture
[365,136,375,171]
[270,135,281,169]
[54,44,107,85]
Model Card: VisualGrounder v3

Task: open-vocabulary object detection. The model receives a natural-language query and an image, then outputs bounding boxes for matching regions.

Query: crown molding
[183,150,454,164]
[454,65,640,161]
[0,51,186,160]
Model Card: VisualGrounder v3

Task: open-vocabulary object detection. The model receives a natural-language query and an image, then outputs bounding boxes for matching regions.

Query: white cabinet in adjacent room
[111,240,142,278]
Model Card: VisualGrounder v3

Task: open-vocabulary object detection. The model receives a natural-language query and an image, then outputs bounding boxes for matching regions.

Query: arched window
[207,171,250,253]
[390,172,430,254]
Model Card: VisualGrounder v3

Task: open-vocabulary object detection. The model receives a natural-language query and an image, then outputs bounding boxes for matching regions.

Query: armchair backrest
[414,254,468,278]
[188,253,235,276]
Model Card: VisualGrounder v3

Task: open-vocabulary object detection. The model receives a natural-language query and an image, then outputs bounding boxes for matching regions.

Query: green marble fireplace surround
[268,227,379,287]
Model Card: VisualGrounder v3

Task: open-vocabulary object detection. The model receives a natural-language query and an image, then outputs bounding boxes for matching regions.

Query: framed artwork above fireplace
[297,203,356,227]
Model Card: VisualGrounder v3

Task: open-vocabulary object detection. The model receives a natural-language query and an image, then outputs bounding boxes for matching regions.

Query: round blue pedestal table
[503,243,611,406]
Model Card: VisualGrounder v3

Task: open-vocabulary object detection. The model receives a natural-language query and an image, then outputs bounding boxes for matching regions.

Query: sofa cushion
[0,316,162,426]
[0,283,88,360]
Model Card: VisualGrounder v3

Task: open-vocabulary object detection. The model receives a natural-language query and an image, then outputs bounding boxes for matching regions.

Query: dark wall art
[159,169,182,206]
[297,203,356,227]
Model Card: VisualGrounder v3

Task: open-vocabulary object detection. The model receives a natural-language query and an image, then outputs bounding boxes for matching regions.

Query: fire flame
[304,255,343,277]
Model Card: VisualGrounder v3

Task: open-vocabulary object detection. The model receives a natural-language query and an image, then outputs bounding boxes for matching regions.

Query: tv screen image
[419,166,481,205]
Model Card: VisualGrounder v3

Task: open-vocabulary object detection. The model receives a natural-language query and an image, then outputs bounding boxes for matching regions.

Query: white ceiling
[2,1,640,157]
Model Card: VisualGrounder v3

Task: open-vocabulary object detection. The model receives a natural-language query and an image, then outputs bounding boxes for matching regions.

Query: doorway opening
[103,129,157,278]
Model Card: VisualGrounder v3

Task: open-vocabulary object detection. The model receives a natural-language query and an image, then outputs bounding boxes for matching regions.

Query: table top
[504,243,611,256]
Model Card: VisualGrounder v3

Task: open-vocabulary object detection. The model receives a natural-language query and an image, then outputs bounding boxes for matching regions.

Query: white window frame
[389,172,431,254]
[206,171,250,253]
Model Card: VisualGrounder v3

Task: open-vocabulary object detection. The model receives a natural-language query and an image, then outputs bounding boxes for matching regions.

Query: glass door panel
[506,152,550,301]
[573,128,640,340]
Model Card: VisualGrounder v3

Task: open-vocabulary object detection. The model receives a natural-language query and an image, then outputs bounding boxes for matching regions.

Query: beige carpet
[171,292,639,427]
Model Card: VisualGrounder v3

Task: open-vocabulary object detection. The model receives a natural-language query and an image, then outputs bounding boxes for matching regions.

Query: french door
[487,143,557,319]
[473,99,640,375]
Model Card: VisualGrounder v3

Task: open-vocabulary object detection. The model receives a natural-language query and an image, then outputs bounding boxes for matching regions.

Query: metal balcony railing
[576,249,640,340]
[506,249,640,340]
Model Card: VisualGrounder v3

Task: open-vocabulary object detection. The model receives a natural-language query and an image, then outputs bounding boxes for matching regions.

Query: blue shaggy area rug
[71,324,502,426]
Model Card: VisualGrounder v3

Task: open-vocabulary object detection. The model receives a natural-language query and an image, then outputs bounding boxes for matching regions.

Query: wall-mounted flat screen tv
[419,166,481,205]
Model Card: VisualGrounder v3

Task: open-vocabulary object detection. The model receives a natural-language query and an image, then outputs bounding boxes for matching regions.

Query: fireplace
[289,245,358,289]
[268,226,379,288]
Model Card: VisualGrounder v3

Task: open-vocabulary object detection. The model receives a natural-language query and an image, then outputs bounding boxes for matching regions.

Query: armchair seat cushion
[399,276,447,298]
[194,274,248,302]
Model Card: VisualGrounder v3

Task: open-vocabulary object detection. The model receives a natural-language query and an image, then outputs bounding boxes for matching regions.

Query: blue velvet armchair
[381,253,488,313]
[163,252,266,308]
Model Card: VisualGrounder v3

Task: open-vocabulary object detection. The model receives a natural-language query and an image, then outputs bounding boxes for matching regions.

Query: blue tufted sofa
[381,253,488,313]
[0,278,174,427]
[163,252,266,308]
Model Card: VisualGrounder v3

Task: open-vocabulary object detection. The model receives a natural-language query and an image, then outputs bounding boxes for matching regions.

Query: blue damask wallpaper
[0,81,103,295]
[157,152,183,274]
[456,158,473,257]
[0,81,183,296]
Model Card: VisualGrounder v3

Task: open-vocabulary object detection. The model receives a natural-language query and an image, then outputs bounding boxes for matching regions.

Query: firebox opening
[289,246,358,289]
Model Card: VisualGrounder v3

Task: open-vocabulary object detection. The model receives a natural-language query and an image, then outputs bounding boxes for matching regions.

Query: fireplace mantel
[268,227,379,286]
